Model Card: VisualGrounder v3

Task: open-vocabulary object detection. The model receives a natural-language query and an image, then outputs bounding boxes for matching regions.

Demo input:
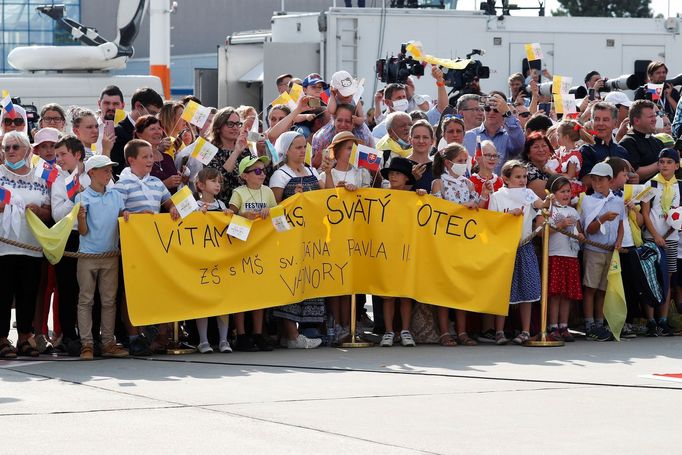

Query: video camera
[10,97,40,141]
[375,43,425,84]
[441,50,490,93]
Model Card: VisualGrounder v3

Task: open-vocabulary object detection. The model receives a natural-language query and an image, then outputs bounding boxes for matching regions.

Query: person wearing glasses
[39,104,67,133]
[0,131,52,358]
[0,105,28,141]
[462,91,524,174]
[455,94,484,131]
[206,107,252,205]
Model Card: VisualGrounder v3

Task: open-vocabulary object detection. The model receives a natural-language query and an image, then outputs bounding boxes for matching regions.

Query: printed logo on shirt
[244,202,268,211]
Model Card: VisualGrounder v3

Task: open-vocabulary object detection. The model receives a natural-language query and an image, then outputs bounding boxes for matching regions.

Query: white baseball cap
[604,91,632,107]
[588,162,613,178]
[85,155,118,173]
[32,127,60,147]
[413,94,432,107]
[331,70,358,97]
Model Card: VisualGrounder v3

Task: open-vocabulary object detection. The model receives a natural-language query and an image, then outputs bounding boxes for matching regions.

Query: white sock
[217,315,229,342]
[196,318,209,345]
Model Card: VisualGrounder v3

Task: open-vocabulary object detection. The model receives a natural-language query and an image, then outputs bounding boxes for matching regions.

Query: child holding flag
[75,155,129,360]
[470,140,503,210]
[320,131,372,190]
[641,148,681,336]
[552,121,594,204]
[580,162,625,341]
[488,160,552,345]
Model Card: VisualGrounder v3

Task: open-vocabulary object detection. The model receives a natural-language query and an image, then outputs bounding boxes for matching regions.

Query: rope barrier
[0,235,119,259]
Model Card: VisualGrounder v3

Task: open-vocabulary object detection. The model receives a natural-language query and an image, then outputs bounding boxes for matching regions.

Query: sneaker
[101,343,129,358]
[587,325,613,341]
[495,331,509,345]
[197,341,213,354]
[358,313,374,330]
[34,334,53,354]
[477,329,497,344]
[657,320,674,337]
[620,323,637,339]
[218,340,232,353]
[379,332,395,347]
[400,330,416,347]
[646,320,658,337]
[129,336,153,356]
[547,328,562,342]
[252,334,273,352]
[235,334,258,352]
[80,344,94,361]
[287,334,322,349]
[335,325,350,344]
[559,327,574,342]
[512,331,531,345]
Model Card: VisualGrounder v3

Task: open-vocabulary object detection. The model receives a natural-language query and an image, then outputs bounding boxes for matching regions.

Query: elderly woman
[134,115,181,193]
[521,132,554,199]
[206,107,252,205]
[70,107,114,159]
[269,131,331,349]
[39,103,67,132]
[1,105,28,144]
[0,131,52,358]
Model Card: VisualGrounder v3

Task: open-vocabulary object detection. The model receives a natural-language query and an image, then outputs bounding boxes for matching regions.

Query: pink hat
[32,127,61,147]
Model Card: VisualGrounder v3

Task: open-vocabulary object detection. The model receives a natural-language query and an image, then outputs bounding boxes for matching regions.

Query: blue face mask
[5,159,26,170]
[391,129,411,149]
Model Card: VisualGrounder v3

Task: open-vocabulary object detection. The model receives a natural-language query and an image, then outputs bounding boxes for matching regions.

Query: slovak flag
[473,136,483,164]
[320,88,331,105]
[0,187,11,204]
[350,144,383,172]
[34,158,59,187]
[65,170,80,200]
[1,90,16,118]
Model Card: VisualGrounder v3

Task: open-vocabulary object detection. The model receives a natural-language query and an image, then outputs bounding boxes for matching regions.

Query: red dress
[471,173,503,209]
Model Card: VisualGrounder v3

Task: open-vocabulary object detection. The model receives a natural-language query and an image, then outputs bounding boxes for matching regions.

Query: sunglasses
[225,121,243,128]
[518,112,532,118]
[483,106,499,113]
[244,167,265,175]
[3,144,24,151]
[3,118,25,126]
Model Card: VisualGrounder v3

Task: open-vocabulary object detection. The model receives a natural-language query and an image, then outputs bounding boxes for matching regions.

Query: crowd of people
[1,58,682,360]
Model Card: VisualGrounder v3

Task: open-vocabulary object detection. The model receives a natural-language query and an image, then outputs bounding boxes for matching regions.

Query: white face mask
[391,99,409,112]
[450,162,468,176]
[655,116,664,130]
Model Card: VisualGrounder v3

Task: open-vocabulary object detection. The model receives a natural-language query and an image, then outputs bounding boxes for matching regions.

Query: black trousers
[0,255,42,337]
[55,231,80,340]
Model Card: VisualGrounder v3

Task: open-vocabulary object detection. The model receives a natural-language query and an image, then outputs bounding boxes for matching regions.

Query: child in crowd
[546,175,583,342]
[641,148,681,336]
[431,143,488,346]
[378,157,426,347]
[114,139,180,355]
[488,160,551,345]
[552,120,594,204]
[193,167,232,353]
[327,70,365,127]
[293,74,328,138]
[228,156,277,351]
[75,155,129,360]
[470,140,503,210]
[580,162,624,341]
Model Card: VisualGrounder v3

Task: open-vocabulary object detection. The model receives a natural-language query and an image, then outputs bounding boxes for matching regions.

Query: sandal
[17,340,39,357]
[0,340,17,358]
[457,332,478,346]
[439,333,457,347]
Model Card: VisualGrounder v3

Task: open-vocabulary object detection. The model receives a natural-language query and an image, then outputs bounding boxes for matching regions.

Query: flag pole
[167,321,196,354]
[341,295,373,348]
[525,207,564,347]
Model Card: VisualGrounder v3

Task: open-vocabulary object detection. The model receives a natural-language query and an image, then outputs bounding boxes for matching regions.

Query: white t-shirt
[269,164,321,189]
[643,178,681,239]
[319,166,372,188]
[548,205,580,258]
[488,187,539,244]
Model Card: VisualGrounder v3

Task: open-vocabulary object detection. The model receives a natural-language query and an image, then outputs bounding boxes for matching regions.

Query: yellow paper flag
[289,84,303,103]
[524,43,543,61]
[167,136,177,159]
[405,41,471,70]
[271,92,296,110]
[114,109,127,125]
[604,251,627,341]
[26,203,80,265]
[305,143,313,166]
[552,75,573,94]
[181,100,211,128]
[554,93,576,115]
[170,185,199,219]
[348,142,358,166]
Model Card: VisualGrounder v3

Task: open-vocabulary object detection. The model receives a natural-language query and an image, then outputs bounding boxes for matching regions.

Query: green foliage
[552,0,652,18]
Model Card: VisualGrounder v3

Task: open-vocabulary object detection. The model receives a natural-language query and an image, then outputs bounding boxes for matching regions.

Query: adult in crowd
[311,103,374,168]
[269,131,330,349]
[579,102,630,185]
[525,114,553,135]
[619,100,664,182]
[39,104,67,133]
[372,83,408,139]
[603,91,632,142]
[462,93,524,173]
[407,120,436,193]
[70,107,114,159]
[507,72,527,104]
[97,85,125,122]
[134,115,181,193]
[436,115,465,150]
[512,102,532,130]
[634,61,679,121]
[206,107,251,205]
[673,99,682,138]
[0,105,28,141]
[111,87,164,177]
[0,132,52,358]
[159,101,191,145]
[584,70,605,95]
[455,94,485,132]
[521,132,553,198]
[376,112,413,164]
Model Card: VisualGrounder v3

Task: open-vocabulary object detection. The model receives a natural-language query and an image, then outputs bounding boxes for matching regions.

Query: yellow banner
[119,189,522,325]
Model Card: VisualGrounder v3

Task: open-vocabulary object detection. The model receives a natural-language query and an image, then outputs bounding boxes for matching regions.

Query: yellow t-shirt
[229,185,277,214]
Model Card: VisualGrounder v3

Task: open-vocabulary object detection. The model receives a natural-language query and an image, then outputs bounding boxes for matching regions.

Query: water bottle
[326,313,336,347]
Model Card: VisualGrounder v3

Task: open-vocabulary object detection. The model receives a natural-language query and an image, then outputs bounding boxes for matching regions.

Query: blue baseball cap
[302,73,328,89]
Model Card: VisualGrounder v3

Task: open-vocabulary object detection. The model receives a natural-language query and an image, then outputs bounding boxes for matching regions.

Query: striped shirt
[113,168,170,213]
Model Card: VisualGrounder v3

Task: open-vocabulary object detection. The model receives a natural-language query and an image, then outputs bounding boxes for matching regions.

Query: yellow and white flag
[170,186,199,219]
[289,83,303,103]
[190,137,220,165]
[604,251,627,341]
[114,109,127,125]
[271,92,296,110]
[226,215,253,241]
[26,203,80,265]
[305,143,313,166]
[181,100,211,128]
[524,43,543,61]
[552,75,573,94]
[270,206,291,232]
[554,93,576,115]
